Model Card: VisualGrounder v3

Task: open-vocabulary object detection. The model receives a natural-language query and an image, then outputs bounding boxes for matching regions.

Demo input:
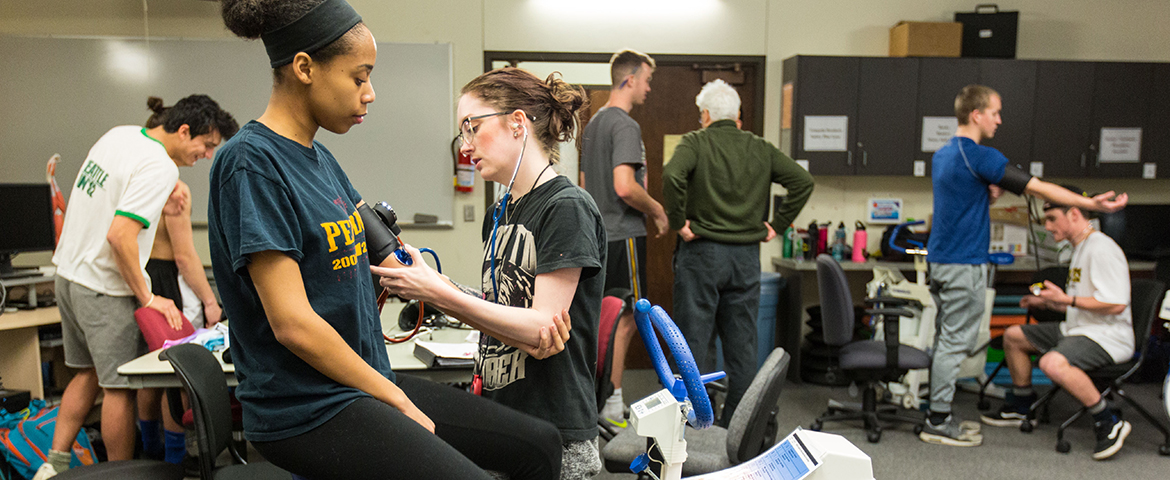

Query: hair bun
[146,96,166,113]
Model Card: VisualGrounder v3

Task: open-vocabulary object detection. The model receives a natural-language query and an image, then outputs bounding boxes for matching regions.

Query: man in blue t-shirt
[919,85,1130,447]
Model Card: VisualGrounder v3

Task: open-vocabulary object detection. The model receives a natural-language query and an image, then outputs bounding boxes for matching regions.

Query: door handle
[1080,152,1086,168]
[847,150,853,166]
[862,150,868,167]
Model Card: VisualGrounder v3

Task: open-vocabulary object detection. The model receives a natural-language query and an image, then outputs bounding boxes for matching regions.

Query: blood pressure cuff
[358,203,401,267]
[996,165,1032,196]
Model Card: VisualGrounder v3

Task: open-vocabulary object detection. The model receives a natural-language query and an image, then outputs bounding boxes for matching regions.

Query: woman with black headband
[209,1,563,478]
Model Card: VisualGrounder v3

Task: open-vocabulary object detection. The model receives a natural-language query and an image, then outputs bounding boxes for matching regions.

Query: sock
[164,430,186,464]
[139,419,163,457]
[1089,399,1113,423]
[48,449,72,473]
[1012,385,1035,398]
[928,410,949,426]
[601,388,624,420]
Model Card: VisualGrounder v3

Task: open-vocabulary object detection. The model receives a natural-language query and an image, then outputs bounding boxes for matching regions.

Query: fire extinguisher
[453,136,474,193]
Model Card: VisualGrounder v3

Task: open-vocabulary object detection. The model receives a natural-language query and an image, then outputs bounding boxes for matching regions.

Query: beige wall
[3,0,1168,282]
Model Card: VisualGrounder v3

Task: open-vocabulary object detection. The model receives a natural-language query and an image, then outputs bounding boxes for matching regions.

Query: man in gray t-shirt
[580,49,668,429]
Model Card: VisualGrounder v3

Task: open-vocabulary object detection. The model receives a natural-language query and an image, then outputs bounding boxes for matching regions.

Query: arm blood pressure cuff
[997,166,1032,196]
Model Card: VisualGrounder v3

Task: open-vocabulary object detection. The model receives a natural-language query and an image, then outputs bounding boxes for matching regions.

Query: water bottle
[818,222,830,257]
[782,225,794,258]
[852,221,867,263]
[807,220,820,257]
[832,222,846,261]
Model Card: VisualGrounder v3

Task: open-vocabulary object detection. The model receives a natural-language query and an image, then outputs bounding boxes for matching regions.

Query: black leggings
[252,375,562,479]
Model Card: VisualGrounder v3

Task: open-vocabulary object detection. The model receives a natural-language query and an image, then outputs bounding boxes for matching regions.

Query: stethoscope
[475,121,530,395]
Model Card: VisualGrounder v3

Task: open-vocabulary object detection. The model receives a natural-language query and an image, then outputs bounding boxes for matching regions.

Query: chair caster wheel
[1020,421,1034,433]
[867,431,881,443]
[901,394,916,410]
[977,400,990,410]
[1056,440,1071,453]
[1159,444,1170,456]
[913,424,923,435]
[810,421,822,431]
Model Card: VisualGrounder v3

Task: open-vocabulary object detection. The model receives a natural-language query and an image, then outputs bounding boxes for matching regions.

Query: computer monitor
[1098,204,1170,261]
[0,183,56,277]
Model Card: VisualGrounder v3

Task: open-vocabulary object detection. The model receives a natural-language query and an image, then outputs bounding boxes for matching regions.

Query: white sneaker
[32,462,59,480]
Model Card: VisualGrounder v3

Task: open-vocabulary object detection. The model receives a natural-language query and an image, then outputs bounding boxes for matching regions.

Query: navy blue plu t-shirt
[479,176,606,442]
[208,121,392,442]
[927,136,1011,265]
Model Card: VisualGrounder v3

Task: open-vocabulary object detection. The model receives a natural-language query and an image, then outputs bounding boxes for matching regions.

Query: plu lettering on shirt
[76,159,109,197]
[320,205,367,271]
[481,344,528,390]
[1068,268,1082,285]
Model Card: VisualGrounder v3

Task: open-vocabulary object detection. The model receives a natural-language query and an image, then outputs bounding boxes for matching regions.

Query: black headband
[260,0,362,68]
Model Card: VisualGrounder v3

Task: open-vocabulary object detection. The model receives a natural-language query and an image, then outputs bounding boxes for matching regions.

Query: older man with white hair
[663,79,814,425]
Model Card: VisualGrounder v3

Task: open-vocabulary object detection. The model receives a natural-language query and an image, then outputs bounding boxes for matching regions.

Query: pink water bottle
[851,221,867,263]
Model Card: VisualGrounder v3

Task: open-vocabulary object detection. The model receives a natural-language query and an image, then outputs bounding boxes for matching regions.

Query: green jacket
[662,120,814,244]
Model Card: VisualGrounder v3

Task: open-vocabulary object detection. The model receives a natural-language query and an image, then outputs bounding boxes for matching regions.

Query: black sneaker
[981,403,1035,428]
[1092,415,1131,460]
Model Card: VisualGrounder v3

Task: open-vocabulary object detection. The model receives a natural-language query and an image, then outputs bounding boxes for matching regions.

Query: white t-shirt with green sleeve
[53,126,179,297]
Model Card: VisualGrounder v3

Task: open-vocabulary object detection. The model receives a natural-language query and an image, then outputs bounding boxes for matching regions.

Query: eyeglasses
[458,112,510,146]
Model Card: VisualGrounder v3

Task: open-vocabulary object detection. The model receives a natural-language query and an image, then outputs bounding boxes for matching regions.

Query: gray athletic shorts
[56,276,147,388]
[560,438,601,480]
[1020,322,1115,371]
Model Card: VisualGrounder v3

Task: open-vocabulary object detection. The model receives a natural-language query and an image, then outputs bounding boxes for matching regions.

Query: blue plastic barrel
[716,272,786,370]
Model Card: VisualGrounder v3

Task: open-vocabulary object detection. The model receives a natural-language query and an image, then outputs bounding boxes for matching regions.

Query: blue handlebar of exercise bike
[887,220,926,254]
[634,299,725,429]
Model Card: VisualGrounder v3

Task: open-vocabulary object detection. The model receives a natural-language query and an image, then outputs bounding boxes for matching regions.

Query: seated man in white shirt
[981,185,1133,461]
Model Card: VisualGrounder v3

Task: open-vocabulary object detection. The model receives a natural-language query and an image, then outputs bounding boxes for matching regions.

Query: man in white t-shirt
[37,95,236,479]
[981,185,1134,461]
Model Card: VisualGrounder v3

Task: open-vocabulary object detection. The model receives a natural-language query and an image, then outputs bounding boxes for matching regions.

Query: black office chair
[1020,279,1170,455]
[601,348,791,476]
[976,266,1068,411]
[159,344,291,479]
[809,254,930,443]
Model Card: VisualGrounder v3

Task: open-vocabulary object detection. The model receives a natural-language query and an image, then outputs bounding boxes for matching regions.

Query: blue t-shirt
[927,137,1009,265]
[208,121,392,442]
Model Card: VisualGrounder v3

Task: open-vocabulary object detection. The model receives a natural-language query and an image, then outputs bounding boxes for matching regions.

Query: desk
[771,256,1157,383]
[0,307,60,398]
[116,302,474,388]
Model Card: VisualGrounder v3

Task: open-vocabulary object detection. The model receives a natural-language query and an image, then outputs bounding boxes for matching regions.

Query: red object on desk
[135,307,195,351]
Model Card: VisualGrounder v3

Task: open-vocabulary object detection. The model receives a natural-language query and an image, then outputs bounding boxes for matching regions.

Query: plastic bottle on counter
[832,221,846,261]
[782,225,794,258]
[852,221,867,263]
[807,220,820,257]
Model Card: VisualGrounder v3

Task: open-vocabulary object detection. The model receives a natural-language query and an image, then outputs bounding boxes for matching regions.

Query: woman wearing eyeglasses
[373,68,606,479]
[209,1,564,479]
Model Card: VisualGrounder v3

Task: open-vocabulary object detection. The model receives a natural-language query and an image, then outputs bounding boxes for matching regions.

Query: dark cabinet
[1090,62,1153,178]
[979,59,1036,170]
[915,58,979,177]
[783,56,858,175]
[783,56,918,176]
[1149,64,1170,178]
[1031,61,1095,177]
[783,56,1167,178]
[856,58,919,175]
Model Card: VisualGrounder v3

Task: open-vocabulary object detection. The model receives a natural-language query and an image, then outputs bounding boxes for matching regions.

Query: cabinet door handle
[862,150,868,167]
[847,150,853,166]
[1080,152,1086,168]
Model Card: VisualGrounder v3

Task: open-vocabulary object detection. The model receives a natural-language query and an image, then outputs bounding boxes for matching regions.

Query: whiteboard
[0,36,454,223]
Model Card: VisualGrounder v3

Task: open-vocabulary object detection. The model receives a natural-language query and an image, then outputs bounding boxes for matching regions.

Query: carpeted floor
[598,369,1170,480]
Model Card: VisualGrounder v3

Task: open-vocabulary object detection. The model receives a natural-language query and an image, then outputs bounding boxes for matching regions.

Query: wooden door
[579,59,763,367]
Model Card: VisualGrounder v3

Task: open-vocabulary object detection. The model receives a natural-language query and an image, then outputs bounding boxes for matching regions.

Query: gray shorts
[56,276,147,388]
[560,438,601,480]
[1020,322,1114,371]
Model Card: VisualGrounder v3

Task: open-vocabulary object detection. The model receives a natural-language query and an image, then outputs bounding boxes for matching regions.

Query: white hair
[695,79,741,122]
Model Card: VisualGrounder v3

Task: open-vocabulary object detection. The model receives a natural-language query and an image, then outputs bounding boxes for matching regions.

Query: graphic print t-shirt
[479,175,606,441]
[208,121,391,442]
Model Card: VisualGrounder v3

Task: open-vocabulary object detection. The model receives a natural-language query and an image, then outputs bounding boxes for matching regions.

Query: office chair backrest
[1129,279,1166,362]
[596,295,625,409]
[816,255,854,347]
[725,348,791,465]
[160,344,234,480]
[1029,267,1069,324]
